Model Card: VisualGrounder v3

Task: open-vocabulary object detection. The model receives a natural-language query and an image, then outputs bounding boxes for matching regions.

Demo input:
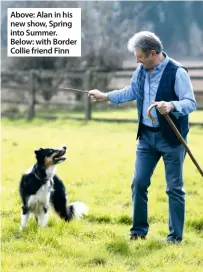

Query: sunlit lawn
[1,117,203,271]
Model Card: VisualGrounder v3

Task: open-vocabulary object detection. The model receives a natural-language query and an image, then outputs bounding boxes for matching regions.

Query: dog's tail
[67,201,88,220]
[52,199,88,222]
[51,175,88,221]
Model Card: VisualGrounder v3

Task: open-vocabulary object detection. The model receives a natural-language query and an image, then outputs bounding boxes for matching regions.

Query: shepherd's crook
[147,102,203,178]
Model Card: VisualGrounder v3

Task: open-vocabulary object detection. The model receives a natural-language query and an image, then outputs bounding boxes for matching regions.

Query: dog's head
[34,146,67,168]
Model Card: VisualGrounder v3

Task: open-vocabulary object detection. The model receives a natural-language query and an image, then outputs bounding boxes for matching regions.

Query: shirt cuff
[107,90,120,104]
[170,101,181,118]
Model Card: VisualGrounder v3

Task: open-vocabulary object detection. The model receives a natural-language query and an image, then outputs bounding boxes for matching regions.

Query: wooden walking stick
[147,102,203,178]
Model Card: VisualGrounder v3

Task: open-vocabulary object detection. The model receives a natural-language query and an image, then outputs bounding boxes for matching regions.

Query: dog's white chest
[28,180,53,212]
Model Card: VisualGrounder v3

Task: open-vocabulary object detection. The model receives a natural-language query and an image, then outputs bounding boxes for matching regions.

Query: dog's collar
[34,172,54,187]
[33,172,47,182]
[32,164,49,183]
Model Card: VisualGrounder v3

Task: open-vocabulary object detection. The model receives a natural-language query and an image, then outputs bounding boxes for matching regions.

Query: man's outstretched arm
[88,66,140,104]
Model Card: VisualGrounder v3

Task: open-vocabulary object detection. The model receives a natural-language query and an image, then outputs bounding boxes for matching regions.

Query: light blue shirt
[107,53,197,127]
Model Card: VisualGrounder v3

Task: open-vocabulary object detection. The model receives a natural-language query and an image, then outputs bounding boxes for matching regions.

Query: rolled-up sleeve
[171,67,197,118]
[107,67,140,104]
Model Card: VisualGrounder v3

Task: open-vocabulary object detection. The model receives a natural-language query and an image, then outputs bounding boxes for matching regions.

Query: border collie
[19,146,88,231]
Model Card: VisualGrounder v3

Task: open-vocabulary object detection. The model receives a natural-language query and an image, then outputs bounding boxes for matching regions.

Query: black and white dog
[19,146,88,231]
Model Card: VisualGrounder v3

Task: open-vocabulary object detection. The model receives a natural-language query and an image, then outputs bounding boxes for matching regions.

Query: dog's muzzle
[53,146,67,163]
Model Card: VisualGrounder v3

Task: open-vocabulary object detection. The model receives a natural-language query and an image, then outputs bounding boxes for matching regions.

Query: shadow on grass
[106,238,130,256]
[187,217,203,232]
[117,215,132,225]
[106,237,168,260]
[87,214,132,225]
[87,214,166,226]
[87,214,112,224]
[148,215,167,224]
[88,257,107,267]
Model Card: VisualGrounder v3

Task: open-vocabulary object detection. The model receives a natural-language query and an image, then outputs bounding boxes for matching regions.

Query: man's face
[135,48,156,69]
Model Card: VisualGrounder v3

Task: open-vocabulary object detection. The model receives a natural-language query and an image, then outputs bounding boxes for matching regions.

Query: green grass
[1,118,203,271]
[36,105,203,124]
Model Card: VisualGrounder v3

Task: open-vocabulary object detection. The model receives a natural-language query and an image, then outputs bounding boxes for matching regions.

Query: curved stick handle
[147,102,159,123]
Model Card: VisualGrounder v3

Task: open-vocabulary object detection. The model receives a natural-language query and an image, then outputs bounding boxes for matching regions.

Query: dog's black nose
[63,146,67,150]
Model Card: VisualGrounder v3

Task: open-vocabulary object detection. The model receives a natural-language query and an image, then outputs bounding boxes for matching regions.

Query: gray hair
[127,31,163,55]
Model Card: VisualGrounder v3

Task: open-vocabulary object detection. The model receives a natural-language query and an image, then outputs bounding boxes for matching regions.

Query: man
[88,31,197,243]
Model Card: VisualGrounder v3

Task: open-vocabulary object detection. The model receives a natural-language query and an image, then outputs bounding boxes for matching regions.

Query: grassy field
[36,106,203,124]
[1,118,203,272]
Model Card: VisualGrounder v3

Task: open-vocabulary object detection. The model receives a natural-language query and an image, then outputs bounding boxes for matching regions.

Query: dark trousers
[131,127,186,242]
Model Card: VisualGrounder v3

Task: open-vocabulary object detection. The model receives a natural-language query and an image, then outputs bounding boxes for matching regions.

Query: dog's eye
[46,150,53,155]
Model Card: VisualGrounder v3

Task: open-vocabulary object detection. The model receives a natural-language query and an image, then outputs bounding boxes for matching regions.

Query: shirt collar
[155,51,169,71]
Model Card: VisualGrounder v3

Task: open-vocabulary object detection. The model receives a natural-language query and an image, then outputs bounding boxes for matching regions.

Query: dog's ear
[34,148,43,155]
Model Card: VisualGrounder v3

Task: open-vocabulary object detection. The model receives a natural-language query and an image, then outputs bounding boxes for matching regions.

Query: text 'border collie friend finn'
[19,146,88,231]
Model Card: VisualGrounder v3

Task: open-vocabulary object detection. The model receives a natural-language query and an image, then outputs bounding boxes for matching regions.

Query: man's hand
[155,101,174,115]
[88,89,109,102]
